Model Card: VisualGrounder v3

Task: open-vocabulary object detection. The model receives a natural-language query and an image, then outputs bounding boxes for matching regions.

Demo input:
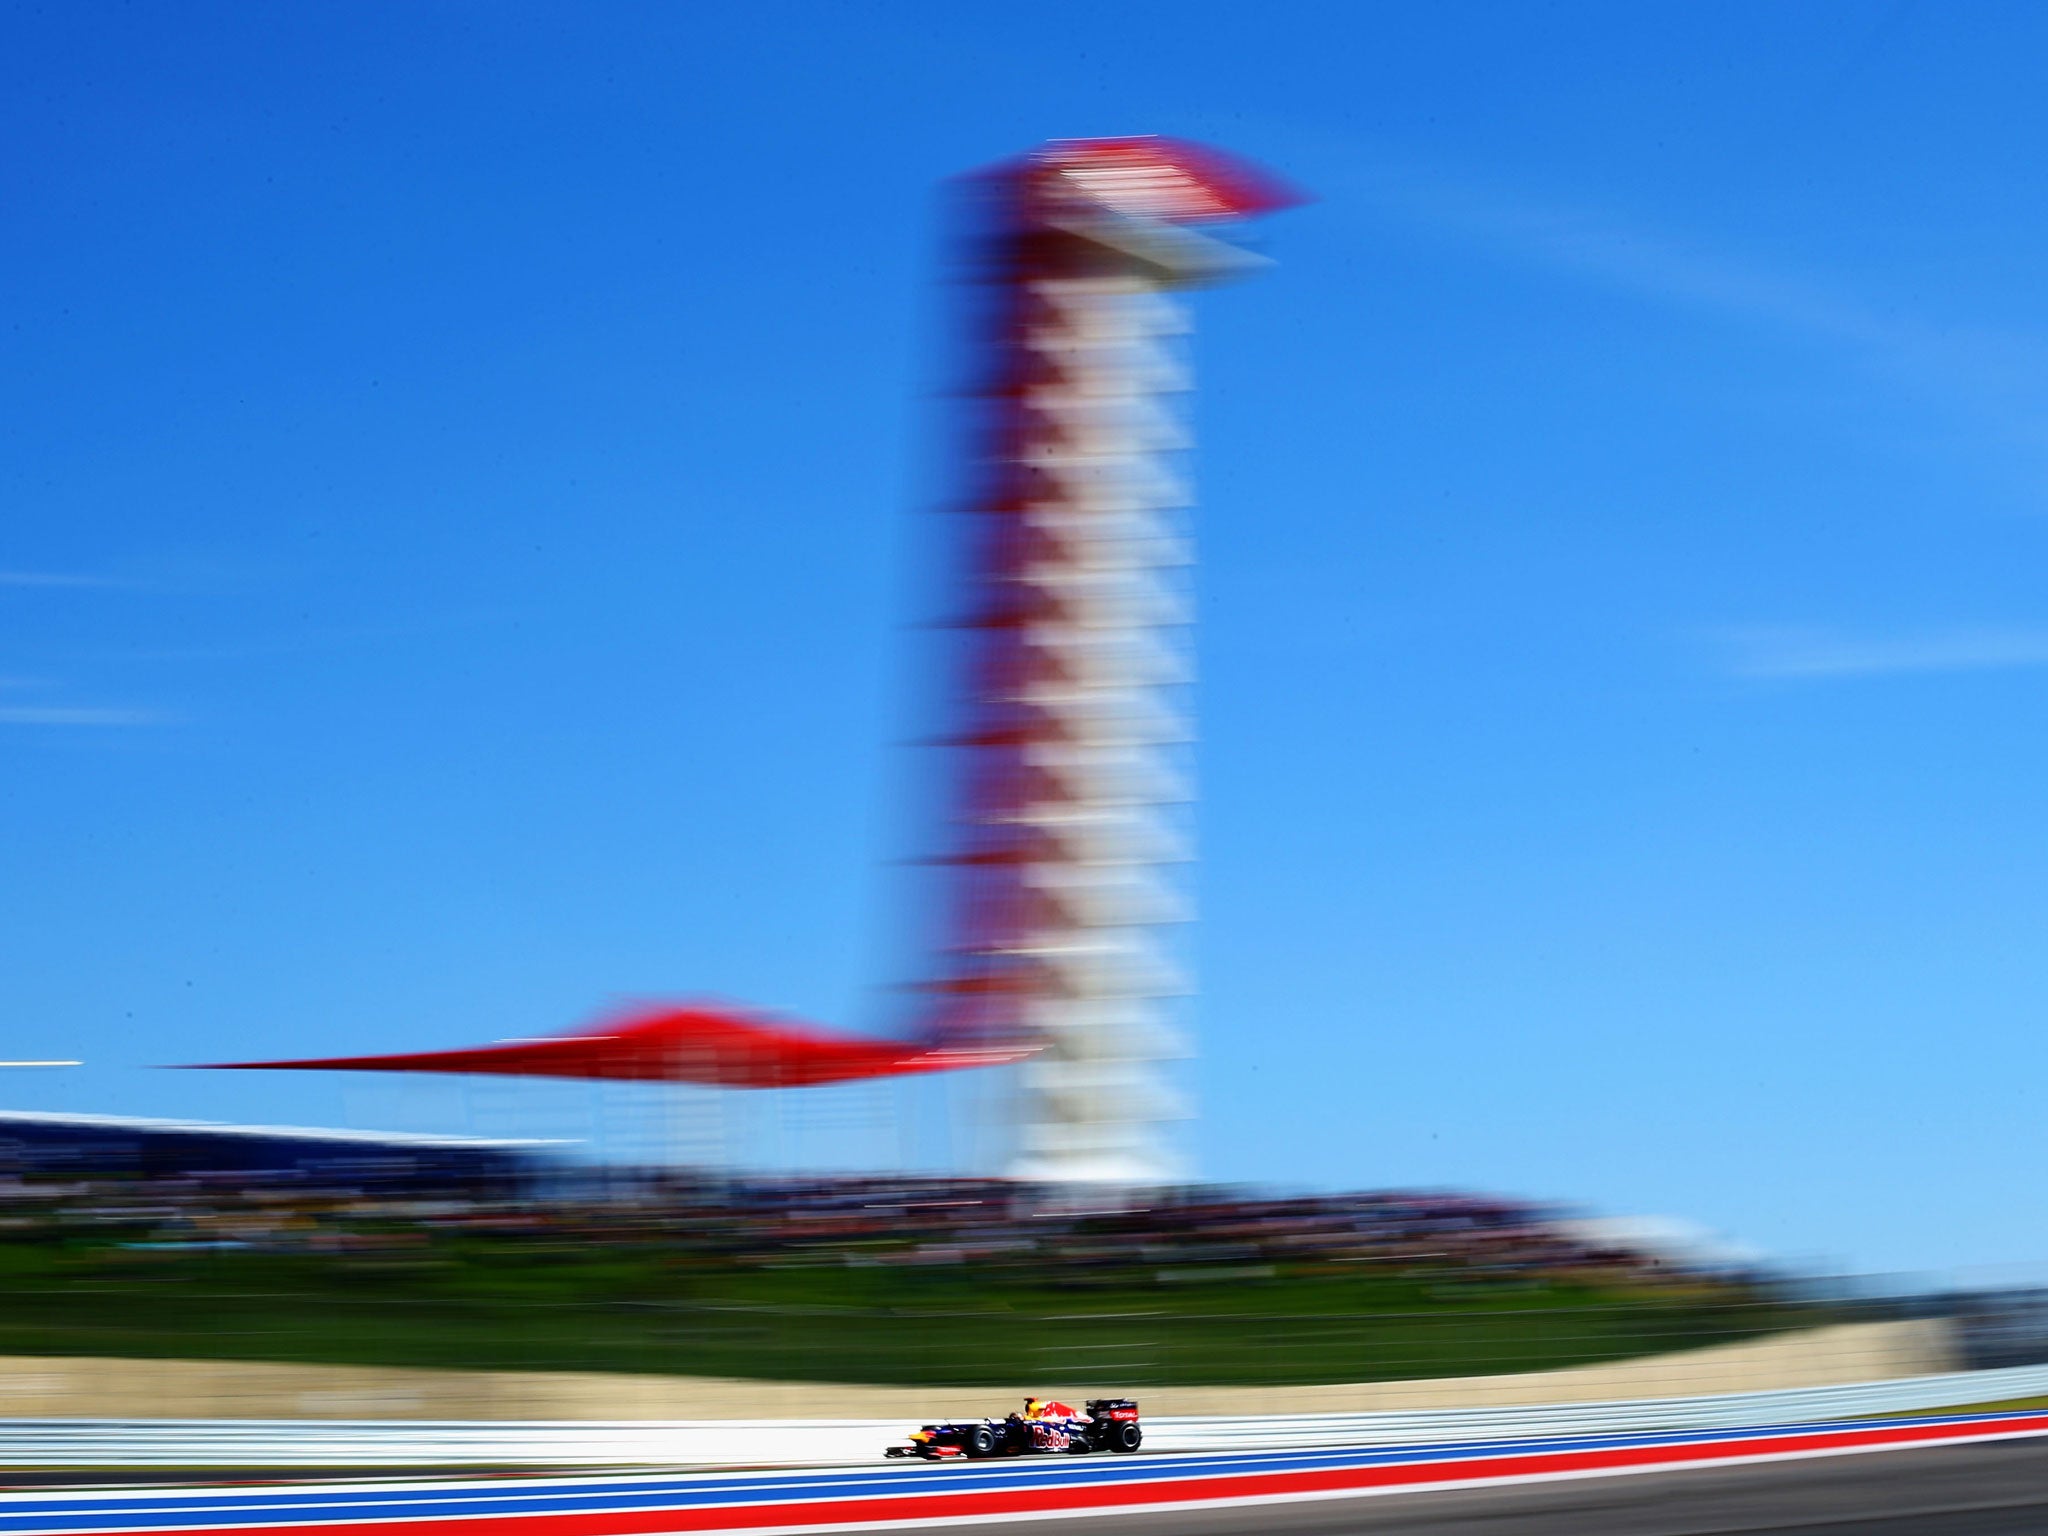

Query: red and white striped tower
[932,139,1296,1187]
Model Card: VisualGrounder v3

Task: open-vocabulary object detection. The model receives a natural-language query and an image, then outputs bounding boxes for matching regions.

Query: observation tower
[934,139,1297,1186]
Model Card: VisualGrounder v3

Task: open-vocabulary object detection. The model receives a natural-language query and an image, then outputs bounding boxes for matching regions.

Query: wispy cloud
[1720,624,2048,680]
[1367,171,1881,341]
[101,609,513,664]
[0,705,174,727]
[0,675,169,725]
[0,571,141,590]
[1345,161,2048,475]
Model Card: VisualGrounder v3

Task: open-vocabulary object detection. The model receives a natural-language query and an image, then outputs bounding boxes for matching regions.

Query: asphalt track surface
[1093,1437,2048,1536]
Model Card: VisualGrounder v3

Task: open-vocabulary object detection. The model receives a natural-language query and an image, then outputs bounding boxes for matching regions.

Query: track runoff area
[6,1411,2048,1536]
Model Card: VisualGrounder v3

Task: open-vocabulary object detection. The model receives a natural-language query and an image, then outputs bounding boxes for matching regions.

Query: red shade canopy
[192,1004,1032,1089]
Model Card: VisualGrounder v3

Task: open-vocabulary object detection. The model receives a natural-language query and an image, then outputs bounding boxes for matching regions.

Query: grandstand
[0,1111,552,1193]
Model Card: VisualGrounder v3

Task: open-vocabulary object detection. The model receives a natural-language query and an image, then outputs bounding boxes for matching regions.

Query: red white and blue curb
[7,1411,2047,1535]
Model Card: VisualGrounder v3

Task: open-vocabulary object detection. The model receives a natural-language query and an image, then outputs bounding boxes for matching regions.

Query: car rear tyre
[966,1425,996,1459]
[1112,1422,1142,1453]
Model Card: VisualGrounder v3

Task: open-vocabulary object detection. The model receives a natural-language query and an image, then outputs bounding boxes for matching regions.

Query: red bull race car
[885,1398,1143,1460]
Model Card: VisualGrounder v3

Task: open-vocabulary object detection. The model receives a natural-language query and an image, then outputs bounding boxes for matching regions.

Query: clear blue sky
[6,1,2047,1278]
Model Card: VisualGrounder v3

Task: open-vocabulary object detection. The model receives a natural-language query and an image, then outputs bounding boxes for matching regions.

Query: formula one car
[885,1398,1143,1460]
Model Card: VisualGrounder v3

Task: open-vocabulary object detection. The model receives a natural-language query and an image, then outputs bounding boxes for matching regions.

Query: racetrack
[8,1414,2048,1535]
[1095,1437,2048,1535]
[7,1440,2048,1535]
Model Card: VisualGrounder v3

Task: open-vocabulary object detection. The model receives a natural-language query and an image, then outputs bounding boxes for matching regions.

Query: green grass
[0,1240,1806,1388]
[1868,1395,2048,1417]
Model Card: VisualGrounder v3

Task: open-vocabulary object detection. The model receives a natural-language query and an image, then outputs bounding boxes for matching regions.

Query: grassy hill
[0,1238,1803,1387]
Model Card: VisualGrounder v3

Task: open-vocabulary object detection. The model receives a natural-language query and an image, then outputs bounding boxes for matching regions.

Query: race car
[885,1398,1143,1460]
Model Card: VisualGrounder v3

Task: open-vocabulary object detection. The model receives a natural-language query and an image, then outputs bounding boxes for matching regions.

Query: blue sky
[6,1,2048,1277]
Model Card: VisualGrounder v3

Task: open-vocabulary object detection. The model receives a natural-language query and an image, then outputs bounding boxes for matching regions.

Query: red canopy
[193,1004,1032,1089]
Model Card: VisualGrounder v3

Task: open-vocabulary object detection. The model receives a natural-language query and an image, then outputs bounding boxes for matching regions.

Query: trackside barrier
[1143,1359,2048,1452]
[1,1361,2046,1468]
